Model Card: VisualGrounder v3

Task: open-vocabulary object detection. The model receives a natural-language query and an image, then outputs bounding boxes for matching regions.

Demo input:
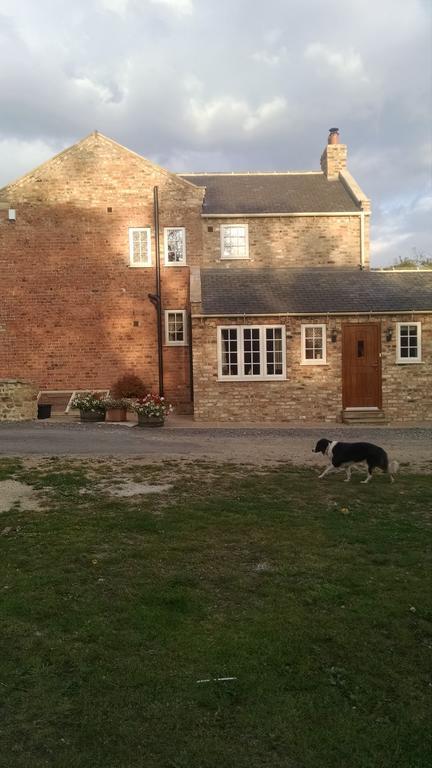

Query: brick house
[0,129,431,422]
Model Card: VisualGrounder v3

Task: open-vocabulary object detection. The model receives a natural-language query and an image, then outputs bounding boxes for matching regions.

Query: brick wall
[0,133,204,409]
[200,214,369,269]
[192,314,431,423]
[380,314,432,421]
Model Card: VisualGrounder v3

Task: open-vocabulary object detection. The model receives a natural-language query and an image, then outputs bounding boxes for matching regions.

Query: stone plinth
[0,380,37,421]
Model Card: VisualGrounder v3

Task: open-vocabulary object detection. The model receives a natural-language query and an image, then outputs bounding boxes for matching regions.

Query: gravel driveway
[0,420,431,473]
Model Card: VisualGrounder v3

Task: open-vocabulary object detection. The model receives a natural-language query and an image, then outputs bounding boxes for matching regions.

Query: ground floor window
[396,322,421,363]
[301,324,327,364]
[218,325,285,380]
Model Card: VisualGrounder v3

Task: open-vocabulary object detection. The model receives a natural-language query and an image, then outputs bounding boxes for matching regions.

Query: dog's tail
[388,458,399,482]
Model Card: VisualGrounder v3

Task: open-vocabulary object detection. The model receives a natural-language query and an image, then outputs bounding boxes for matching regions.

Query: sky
[0,0,430,266]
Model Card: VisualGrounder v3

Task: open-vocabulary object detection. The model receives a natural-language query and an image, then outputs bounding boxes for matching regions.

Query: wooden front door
[342,323,381,408]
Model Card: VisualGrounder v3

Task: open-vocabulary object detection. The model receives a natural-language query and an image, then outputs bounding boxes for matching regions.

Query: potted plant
[111,374,147,400]
[103,396,129,423]
[131,393,172,427]
[70,392,106,422]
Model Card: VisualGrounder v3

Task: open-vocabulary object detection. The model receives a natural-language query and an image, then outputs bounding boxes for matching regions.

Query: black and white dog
[313,439,399,484]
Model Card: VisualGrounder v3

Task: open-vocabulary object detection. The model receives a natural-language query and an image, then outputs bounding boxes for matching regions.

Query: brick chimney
[320,128,347,180]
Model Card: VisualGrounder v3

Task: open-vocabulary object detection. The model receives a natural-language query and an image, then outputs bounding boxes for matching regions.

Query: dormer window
[220,224,249,260]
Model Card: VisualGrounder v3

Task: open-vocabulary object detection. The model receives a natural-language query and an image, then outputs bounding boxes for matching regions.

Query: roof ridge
[179,171,322,177]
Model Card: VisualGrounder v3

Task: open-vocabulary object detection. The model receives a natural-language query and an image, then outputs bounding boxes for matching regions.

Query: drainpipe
[359,211,365,270]
[188,310,194,404]
[149,186,164,397]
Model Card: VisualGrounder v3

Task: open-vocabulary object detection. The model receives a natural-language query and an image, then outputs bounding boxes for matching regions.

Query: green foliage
[385,248,432,270]
[101,396,129,410]
[69,392,106,412]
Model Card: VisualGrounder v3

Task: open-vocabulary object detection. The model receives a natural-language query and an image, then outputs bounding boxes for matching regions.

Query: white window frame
[301,324,327,365]
[128,227,151,267]
[396,322,422,363]
[164,227,186,266]
[217,325,286,381]
[220,224,249,260]
[165,310,188,347]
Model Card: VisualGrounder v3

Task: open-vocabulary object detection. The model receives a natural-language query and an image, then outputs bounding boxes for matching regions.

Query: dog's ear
[314,438,329,454]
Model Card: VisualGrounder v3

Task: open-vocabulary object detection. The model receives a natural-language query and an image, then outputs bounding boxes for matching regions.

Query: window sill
[395,360,423,365]
[128,263,152,268]
[164,262,187,267]
[300,361,328,366]
[220,256,250,261]
[165,343,188,348]
[218,376,286,382]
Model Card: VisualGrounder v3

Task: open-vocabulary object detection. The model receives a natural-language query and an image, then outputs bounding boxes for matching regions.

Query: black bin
[37,404,52,419]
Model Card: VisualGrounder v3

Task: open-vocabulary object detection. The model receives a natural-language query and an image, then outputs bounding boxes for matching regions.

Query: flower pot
[137,414,164,428]
[106,407,127,422]
[80,409,106,422]
[37,404,52,419]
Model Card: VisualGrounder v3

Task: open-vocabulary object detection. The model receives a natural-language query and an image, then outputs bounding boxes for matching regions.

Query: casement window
[129,227,151,267]
[218,325,285,380]
[301,324,327,364]
[165,310,188,346]
[396,322,421,363]
[220,224,249,260]
[164,227,186,265]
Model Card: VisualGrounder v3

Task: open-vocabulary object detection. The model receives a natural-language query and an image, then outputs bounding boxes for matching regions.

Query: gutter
[360,212,365,269]
[191,310,431,319]
[201,211,368,219]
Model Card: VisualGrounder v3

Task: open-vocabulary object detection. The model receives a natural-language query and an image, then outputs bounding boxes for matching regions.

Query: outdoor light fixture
[386,328,393,342]
[331,329,337,343]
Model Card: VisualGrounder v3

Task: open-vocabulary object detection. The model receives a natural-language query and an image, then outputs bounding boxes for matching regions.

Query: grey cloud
[0,0,430,265]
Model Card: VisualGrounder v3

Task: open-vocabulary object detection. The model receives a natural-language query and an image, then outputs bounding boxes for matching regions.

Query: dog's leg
[361,469,373,484]
[389,460,399,482]
[344,466,352,483]
[318,464,335,479]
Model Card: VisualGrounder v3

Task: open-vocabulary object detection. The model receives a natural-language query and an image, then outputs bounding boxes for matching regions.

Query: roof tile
[199,268,432,315]
[179,173,360,214]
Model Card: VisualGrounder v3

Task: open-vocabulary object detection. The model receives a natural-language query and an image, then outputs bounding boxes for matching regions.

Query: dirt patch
[0,480,41,513]
[101,481,173,497]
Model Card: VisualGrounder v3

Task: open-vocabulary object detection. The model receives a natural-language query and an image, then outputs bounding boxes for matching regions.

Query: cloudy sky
[0,0,430,266]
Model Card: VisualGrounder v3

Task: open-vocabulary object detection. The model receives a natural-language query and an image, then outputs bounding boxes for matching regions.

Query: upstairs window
[164,227,186,265]
[220,224,249,260]
[301,324,327,364]
[397,322,421,363]
[129,227,151,267]
[218,325,285,380]
[165,310,188,346]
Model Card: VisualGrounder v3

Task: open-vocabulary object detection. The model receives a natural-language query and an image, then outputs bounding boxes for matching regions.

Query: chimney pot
[328,127,340,144]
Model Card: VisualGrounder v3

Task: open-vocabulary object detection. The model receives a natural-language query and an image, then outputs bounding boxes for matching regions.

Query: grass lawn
[0,457,431,768]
